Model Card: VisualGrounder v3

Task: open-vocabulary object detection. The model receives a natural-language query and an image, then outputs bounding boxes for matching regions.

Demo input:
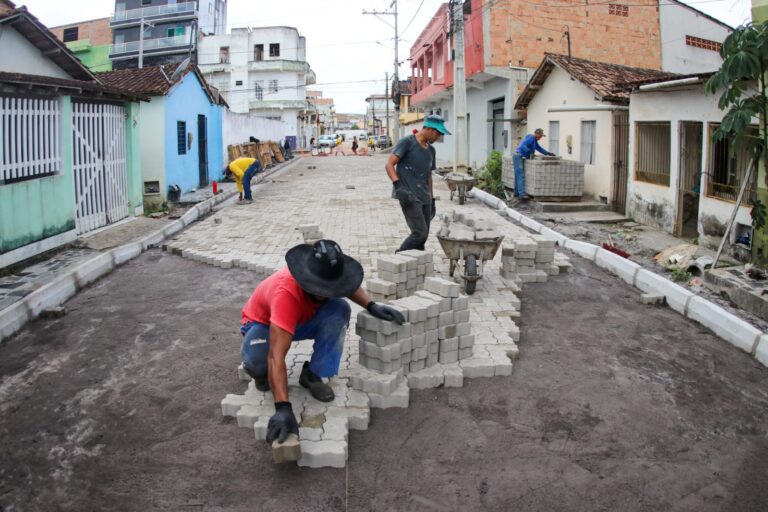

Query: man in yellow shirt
[227,157,261,205]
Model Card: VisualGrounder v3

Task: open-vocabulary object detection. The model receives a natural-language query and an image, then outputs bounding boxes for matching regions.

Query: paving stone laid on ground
[167,155,568,467]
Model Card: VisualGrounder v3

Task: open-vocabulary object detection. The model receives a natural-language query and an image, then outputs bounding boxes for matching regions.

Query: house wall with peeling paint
[628,85,753,249]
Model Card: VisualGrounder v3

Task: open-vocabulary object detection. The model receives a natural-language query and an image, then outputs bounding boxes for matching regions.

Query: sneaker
[243,366,270,391]
[299,361,334,402]
[236,199,253,205]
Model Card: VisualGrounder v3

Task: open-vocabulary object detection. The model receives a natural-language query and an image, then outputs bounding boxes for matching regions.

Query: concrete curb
[469,185,768,368]
[0,157,304,344]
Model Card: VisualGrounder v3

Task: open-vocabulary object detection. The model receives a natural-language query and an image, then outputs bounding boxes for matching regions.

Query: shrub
[478,150,504,198]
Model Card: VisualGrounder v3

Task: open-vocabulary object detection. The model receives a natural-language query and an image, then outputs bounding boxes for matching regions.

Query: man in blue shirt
[513,128,554,199]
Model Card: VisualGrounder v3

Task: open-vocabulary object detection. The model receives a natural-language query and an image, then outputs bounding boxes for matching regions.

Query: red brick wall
[50,17,112,46]
[487,0,661,70]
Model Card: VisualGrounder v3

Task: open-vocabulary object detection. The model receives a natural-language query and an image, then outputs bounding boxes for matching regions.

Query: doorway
[677,121,703,238]
[611,110,629,214]
[197,114,208,187]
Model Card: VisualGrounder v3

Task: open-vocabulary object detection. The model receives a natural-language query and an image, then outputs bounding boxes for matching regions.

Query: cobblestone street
[0,154,767,511]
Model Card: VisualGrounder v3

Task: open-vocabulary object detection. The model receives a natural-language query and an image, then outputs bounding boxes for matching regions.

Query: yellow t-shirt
[228,158,257,192]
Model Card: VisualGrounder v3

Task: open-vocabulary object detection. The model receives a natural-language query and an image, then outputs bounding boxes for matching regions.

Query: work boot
[299,361,334,402]
[243,366,270,392]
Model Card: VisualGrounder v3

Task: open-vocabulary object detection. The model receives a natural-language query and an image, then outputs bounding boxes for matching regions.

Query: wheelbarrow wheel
[459,187,466,205]
[449,259,456,277]
[464,254,477,294]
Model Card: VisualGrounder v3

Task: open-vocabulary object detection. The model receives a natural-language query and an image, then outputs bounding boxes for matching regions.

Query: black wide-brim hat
[285,240,364,298]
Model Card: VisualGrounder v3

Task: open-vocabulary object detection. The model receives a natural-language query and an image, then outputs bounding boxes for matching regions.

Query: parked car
[318,135,336,148]
[376,135,392,148]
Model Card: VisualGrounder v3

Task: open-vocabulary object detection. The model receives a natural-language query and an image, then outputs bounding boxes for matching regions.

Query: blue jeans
[242,161,261,200]
[513,153,525,197]
[240,298,351,378]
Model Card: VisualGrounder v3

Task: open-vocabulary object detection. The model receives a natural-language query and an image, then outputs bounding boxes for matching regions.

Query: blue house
[97,64,225,208]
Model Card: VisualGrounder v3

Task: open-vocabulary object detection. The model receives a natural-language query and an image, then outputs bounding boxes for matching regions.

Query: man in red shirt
[241,240,405,444]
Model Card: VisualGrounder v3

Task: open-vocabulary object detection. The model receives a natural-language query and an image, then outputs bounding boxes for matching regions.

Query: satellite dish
[170,57,191,82]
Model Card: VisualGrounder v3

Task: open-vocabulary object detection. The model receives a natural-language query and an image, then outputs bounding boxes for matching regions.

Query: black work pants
[397,200,432,252]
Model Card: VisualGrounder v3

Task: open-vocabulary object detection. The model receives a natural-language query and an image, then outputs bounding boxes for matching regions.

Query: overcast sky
[24,0,752,114]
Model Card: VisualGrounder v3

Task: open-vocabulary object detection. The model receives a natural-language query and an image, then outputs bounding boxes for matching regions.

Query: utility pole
[138,16,146,68]
[452,0,468,173]
[562,26,572,60]
[362,0,399,142]
[385,72,390,140]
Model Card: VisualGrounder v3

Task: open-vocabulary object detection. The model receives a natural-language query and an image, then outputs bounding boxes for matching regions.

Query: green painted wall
[0,97,76,254]
[124,101,144,215]
[752,1,768,265]
[66,41,112,72]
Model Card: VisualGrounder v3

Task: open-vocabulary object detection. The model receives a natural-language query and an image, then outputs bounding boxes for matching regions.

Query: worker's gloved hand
[430,198,436,220]
[266,402,299,444]
[367,302,406,325]
[393,180,416,206]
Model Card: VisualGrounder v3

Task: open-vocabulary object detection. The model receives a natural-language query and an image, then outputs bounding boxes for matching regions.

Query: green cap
[423,114,451,135]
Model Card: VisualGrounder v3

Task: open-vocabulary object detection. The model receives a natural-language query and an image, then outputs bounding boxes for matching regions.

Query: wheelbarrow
[444,173,477,205]
[437,234,504,294]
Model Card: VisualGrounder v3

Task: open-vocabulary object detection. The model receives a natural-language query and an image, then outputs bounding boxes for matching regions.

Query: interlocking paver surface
[2,154,768,510]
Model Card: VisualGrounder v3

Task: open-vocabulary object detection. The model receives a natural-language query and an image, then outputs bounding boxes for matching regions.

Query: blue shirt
[516,134,550,158]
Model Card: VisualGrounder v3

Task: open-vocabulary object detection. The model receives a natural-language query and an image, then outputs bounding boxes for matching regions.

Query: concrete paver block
[634,269,693,315]
[368,380,410,409]
[754,335,768,368]
[273,433,302,463]
[297,440,347,468]
[460,358,496,378]
[641,294,665,305]
[424,277,460,298]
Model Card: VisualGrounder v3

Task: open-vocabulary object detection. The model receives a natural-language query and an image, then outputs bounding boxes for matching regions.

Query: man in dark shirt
[385,114,450,251]
[513,128,555,199]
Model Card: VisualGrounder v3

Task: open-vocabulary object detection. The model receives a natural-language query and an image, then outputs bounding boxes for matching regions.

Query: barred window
[635,122,670,186]
[177,121,186,155]
[707,123,758,204]
[686,35,721,52]
[608,4,628,17]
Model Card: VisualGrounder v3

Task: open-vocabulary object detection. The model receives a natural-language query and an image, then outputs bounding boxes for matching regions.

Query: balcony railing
[111,2,196,24]
[110,35,189,56]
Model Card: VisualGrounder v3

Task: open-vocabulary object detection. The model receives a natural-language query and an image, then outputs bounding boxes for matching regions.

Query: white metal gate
[72,102,129,234]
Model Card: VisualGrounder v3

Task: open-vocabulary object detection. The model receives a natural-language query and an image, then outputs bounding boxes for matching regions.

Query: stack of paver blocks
[500,235,571,283]
[524,158,584,198]
[356,276,474,374]
[437,212,503,241]
[297,224,323,244]
[367,250,434,301]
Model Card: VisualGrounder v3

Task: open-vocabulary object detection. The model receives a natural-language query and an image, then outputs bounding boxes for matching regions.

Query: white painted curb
[0,157,305,344]
[482,193,768,369]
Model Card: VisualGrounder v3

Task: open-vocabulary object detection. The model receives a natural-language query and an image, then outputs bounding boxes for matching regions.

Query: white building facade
[660,1,732,74]
[198,26,316,147]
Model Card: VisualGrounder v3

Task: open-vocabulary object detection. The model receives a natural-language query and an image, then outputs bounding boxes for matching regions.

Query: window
[269,80,278,93]
[269,43,280,57]
[235,80,243,86]
[707,123,758,204]
[219,46,229,63]
[1,96,62,184]
[177,121,187,155]
[608,4,629,16]
[686,35,722,52]
[254,81,264,100]
[142,0,151,5]
[634,122,671,185]
[254,44,264,61]
[167,26,184,38]
[548,121,560,154]
[580,121,596,165]
[62,27,78,42]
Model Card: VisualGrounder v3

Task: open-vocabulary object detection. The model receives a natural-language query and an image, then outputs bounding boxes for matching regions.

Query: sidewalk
[0,157,303,342]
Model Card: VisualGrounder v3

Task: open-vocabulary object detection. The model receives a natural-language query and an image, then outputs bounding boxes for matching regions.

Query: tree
[705,21,768,229]
[350,124,360,130]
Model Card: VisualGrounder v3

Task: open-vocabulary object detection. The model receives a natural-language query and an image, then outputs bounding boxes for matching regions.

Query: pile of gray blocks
[356,276,474,375]
[367,250,434,302]
[437,211,503,241]
[297,224,323,244]
[501,235,569,283]
[524,158,584,198]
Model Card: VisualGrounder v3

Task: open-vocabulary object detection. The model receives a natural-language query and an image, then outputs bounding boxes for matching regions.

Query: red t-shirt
[241,267,322,335]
